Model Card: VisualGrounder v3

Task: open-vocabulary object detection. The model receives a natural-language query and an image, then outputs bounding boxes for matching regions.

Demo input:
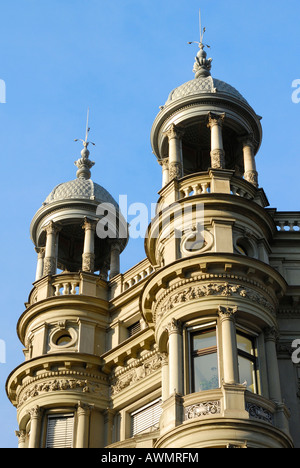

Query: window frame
[188,322,220,394]
[41,412,75,449]
[236,329,259,394]
[130,398,162,437]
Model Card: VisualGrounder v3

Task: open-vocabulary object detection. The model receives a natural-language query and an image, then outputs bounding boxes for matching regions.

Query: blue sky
[0,0,300,448]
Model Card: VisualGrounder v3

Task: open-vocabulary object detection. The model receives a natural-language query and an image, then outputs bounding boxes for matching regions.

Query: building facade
[6,40,300,449]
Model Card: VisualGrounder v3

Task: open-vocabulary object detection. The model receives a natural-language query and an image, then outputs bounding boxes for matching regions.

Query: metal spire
[74,108,95,180]
[188,9,213,78]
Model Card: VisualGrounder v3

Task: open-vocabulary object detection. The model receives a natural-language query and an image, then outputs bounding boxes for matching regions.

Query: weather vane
[74,107,95,148]
[188,9,210,49]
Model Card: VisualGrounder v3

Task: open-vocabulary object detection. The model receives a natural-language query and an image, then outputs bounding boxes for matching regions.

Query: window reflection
[191,328,219,393]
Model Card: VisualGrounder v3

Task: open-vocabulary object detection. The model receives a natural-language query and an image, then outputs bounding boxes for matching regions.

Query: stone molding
[218,305,238,321]
[246,402,274,425]
[17,370,108,408]
[211,149,225,169]
[110,350,162,396]
[184,400,221,420]
[82,252,95,273]
[154,277,275,324]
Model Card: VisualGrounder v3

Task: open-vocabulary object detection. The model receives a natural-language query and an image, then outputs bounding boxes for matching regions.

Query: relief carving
[111,352,162,395]
[18,377,107,407]
[156,281,274,323]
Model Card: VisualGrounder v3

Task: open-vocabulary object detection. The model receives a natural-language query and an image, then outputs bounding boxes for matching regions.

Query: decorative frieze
[18,377,107,407]
[185,401,221,420]
[246,403,274,424]
[17,370,108,408]
[110,351,162,395]
[156,280,274,323]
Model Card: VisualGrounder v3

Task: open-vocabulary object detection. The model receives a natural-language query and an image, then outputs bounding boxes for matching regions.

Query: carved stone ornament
[185,401,221,420]
[110,351,162,395]
[211,149,225,169]
[245,170,259,187]
[18,377,107,407]
[156,281,274,323]
[218,305,238,320]
[43,257,56,276]
[82,252,95,273]
[246,403,274,424]
[180,226,214,257]
[169,162,183,181]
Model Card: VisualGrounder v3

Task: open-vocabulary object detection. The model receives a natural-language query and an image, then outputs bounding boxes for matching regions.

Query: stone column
[82,218,97,273]
[165,124,184,180]
[76,402,93,448]
[35,247,45,281]
[241,135,258,187]
[166,319,183,395]
[207,112,226,169]
[104,409,115,447]
[15,430,26,449]
[159,158,169,187]
[160,353,169,402]
[109,242,121,279]
[218,306,239,385]
[264,326,282,402]
[43,221,60,276]
[27,406,42,448]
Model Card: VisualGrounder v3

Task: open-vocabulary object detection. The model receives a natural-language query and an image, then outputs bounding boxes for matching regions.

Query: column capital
[110,241,121,253]
[44,220,61,236]
[218,305,238,321]
[158,158,169,169]
[35,247,45,258]
[239,133,255,149]
[82,217,97,232]
[264,326,279,342]
[207,112,226,129]
[76,401,94,416]
[159,352,169,365]
[166,318,182,335]
[15,430,26,443]
[164,123,185,141]
[27,405,42,420]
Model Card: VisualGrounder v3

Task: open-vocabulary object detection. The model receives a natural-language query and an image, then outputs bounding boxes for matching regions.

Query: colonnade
[34,218,121,281]
[160,113,258,188]
[161,309,282,404]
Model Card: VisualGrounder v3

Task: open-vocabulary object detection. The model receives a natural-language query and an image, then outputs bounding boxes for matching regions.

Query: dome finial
[74,107,95,179]
[188,9,212,78]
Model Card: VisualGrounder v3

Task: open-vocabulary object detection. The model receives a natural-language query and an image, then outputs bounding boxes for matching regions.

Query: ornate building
[6,38,300,449]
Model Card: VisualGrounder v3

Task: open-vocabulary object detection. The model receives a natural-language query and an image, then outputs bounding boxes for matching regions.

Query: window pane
[46,415,74,448]
[193,352,219,392]
[238,355,256,393]
[193,330,216,351]
[237,333,253,355]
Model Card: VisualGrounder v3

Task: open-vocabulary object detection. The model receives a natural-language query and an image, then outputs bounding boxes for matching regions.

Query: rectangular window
[45,414,74,449]
[237,331,258,394]
[130,399,162,437]
[127,321,141,338]
[191,327,219,393]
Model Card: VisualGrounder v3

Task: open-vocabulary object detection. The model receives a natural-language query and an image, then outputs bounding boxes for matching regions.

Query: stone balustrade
[156,171,268,212]
[179,174,211,200]
[272,213,300,232]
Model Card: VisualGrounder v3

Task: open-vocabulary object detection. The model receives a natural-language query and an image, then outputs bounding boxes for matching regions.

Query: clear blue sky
[0,0,300,448]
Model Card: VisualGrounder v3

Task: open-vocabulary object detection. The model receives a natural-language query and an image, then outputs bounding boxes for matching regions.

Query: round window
[55,333,72,346]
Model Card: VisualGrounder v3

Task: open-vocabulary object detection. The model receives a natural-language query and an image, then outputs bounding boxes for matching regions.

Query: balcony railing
[27,258,155,306]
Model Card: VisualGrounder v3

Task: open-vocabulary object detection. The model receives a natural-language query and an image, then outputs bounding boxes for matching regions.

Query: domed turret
[30,120,128,281]
[151,40,262,187]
